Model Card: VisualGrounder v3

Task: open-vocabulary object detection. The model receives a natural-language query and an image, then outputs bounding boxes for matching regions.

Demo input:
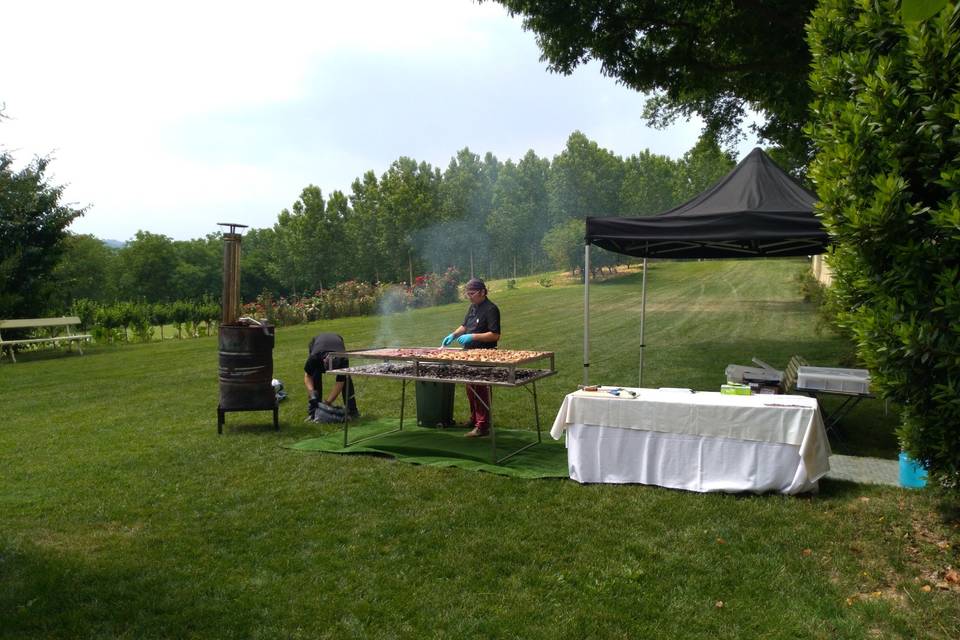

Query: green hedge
[808,0,960,489]
[70,298,219,342]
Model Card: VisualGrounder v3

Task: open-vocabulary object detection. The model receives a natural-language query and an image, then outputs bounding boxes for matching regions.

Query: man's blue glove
[441,333,456,347]
[456,334,474,346]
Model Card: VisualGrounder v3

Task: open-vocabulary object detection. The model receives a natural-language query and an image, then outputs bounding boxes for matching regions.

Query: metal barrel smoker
[216,223,279,433]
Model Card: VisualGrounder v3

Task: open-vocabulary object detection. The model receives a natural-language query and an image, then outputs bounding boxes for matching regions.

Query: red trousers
[466,384,491,430]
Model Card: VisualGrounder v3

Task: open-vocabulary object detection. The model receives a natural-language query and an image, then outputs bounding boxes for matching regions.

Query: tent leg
[583,243,590,386]
[639,257,647,388]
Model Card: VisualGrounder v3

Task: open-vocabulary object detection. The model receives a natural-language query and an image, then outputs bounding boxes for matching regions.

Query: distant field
[2,258,955,639]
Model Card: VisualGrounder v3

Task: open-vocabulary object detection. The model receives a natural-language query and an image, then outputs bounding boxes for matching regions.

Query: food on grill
[330,347,556,387]
[351,347,548,365]
[335,362,548,385]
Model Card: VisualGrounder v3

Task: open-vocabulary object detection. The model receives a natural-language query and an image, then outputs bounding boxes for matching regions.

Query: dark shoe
[464,427,489,438]
[347,409,361,420]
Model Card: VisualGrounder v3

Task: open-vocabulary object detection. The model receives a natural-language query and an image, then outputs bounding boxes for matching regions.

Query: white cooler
[797,366,870,395]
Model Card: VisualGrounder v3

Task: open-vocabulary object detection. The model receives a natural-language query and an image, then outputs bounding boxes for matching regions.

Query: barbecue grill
[328,347,556,464]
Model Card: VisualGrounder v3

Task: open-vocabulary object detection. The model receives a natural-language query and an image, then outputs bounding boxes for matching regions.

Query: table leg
[494,382,542,464]
[533,381,542,444]
[489,386,496,465]
[343,378,402,447]
[400,378,406,430]
[462,382,543,465]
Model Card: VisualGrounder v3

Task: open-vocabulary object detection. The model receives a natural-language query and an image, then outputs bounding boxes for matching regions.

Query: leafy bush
[506,279,517,290]
[94,305,124,343]
[794,268,847,338]
[171,300,194,338]
[150,302,173,340]
[198,296,220,336]
[808,0,960,489]
[541,219,583,274]
[70,298,99,331]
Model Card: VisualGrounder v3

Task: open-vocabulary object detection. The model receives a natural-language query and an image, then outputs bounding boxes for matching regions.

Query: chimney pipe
[218,222,247,325]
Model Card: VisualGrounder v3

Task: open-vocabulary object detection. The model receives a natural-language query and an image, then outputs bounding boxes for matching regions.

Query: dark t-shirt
[304,333,349,381]
[462,298,500,349]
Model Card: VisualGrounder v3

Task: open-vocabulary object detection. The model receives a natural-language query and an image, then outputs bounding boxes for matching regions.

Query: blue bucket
[898,452,928,489]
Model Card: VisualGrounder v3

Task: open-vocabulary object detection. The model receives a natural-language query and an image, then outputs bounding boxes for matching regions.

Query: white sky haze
[1,0,758,241]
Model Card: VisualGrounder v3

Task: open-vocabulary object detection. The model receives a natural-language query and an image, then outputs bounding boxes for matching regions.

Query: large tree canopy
[487,0,817,166]
[0,153,84,318]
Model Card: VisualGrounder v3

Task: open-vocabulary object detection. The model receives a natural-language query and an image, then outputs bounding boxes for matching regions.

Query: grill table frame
[328,348,557,464]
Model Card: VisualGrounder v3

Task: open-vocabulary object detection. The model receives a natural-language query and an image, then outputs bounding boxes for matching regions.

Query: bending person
[440,278,501,437]
[304,332,359,422]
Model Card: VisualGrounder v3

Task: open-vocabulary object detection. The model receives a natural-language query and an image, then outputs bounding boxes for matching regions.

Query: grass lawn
[2,258,957,639]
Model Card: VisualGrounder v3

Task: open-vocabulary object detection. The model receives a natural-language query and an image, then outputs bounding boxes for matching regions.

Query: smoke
[414,218,485,277]
[372,285,409,346]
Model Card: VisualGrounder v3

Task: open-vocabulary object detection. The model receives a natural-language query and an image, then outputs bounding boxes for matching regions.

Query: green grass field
[2,259,957,639]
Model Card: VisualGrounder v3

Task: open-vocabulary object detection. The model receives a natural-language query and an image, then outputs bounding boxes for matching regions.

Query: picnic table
[0,317,92,362]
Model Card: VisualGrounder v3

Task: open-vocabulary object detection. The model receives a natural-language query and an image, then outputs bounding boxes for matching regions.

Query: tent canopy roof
[586,148,829,259]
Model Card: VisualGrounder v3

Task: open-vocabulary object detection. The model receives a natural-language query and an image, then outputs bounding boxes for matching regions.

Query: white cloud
[1,0,749,241]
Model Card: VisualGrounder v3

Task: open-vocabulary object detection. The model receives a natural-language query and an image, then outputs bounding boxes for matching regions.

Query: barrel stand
[217,400,279,434]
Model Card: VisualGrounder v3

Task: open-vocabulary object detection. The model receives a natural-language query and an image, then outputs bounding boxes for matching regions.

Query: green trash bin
[415,380,455,427]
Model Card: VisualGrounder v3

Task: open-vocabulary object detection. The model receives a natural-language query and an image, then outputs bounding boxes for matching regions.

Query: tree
[487,150,551,277]
[487,0,818,165]
[171,234,221,300]
[541,219,584,274]
[0,153,85,317]
[323,189,353,285]
[114,231,178,302]
[239,227,282,301]
[346,170,384,282]
[377,157,442,283]
[620,150,681,215]
[425,148,497,278]
[547,131,624,225]
[51,234,118,307]
[807,0,960,489]
[271,186,328,295]
[673,136,737,202]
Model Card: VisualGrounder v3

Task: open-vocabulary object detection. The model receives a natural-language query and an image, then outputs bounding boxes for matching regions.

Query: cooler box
[415,381,455,427]
[797,366,870,394]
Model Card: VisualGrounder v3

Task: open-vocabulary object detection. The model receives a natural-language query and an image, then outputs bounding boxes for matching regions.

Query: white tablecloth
[550,388,831,494]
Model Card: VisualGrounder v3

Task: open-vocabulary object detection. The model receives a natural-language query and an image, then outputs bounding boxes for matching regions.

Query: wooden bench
[0,317,92,363]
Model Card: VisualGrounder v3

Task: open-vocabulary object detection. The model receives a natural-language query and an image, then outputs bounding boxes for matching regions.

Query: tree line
[42,133,732,310]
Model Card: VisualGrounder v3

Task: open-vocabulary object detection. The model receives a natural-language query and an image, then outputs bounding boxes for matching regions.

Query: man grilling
[440,278,501,437]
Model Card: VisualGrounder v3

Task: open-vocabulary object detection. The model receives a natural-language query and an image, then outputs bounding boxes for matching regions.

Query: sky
[1,0,760,242]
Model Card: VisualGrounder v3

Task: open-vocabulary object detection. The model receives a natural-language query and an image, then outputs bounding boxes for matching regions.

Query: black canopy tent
[581,148,829,385]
